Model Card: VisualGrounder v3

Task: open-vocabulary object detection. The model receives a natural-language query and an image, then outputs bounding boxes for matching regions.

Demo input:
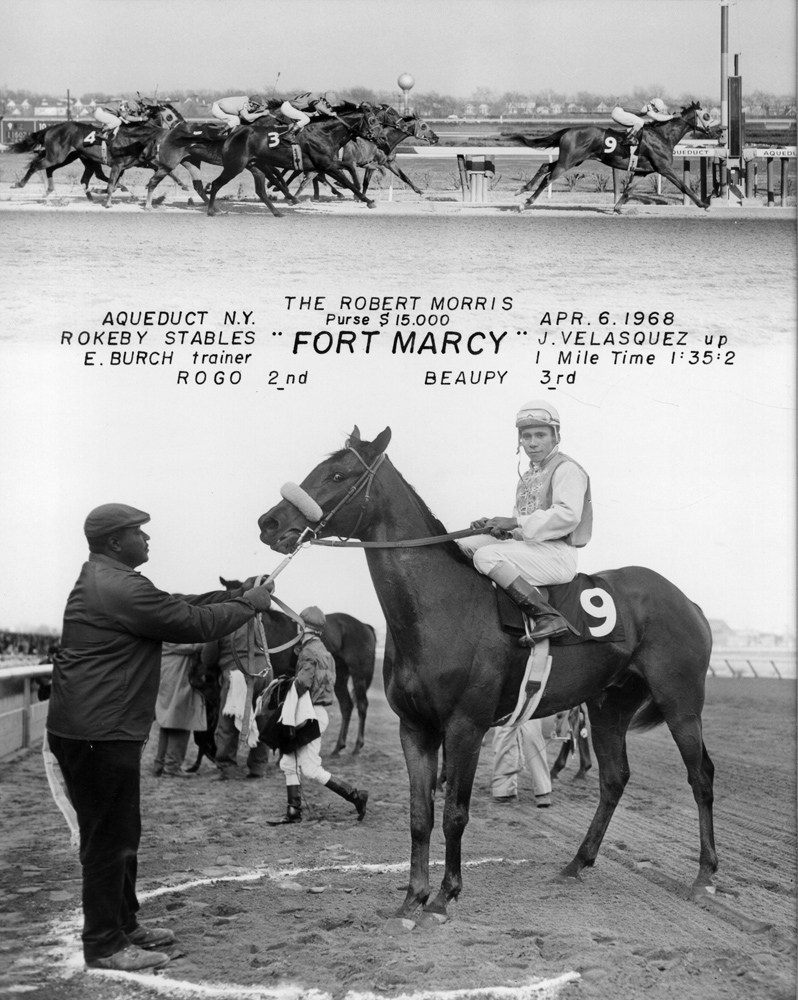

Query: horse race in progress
[0,2,795,1000]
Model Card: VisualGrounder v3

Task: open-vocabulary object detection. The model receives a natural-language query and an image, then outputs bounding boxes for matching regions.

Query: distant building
[506,101,537,115]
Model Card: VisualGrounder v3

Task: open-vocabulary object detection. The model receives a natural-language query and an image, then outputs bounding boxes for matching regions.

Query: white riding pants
[457,535,577,589]
[279,705,330,786]
[492,718,552,798]
[280,102,311,127]
[611,107,645,131]
[210,103,240,129]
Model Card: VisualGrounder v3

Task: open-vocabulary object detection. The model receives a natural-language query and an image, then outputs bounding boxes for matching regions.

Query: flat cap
[300,606,326,630]
[84,503,151,539]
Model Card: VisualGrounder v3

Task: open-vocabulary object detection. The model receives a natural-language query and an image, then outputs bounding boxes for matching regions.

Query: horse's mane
[329,446,474,567]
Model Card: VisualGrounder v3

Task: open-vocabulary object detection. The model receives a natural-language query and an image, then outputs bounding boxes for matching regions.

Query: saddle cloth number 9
[580,587,617,637]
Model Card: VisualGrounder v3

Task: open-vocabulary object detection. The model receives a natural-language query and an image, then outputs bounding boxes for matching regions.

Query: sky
[0,0,795,100]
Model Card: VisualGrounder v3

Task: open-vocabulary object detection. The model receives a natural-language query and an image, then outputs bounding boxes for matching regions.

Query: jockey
[611,97,674,145]
[210,94,271,131]
[457,401,592,644]
[94,98,147,140]
[279,91,340,141]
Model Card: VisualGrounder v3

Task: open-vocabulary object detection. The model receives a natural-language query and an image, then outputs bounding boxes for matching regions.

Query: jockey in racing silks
[611,97,674,145]
[457,401,592,645]
[279,91,340,140]
[93,98,147,140]
[210,94,271,131]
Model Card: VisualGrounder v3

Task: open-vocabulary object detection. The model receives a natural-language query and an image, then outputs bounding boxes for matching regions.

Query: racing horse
[7,102,188,205]
[258,427,717,921]
[218,578,377,756]
[509,102,721,211]
[143,119,299,214]
[205,104,386,216]
[290,110,440,201]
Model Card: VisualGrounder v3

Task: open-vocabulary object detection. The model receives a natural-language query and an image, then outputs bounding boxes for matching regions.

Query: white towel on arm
[279,685,317,728]
[223,671,260,746]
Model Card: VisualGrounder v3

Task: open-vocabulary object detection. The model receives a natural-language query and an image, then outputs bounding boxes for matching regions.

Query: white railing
[0,663,52,759]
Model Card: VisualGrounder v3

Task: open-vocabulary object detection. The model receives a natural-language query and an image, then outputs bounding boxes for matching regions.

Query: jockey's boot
[325,777,369,821]
[505,577,579,645]
[285,124,302,145]
[267,785,302,825]
[622,128,640,148]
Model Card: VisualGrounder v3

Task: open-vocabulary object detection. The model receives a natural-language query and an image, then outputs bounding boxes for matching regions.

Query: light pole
[397,73,414,115]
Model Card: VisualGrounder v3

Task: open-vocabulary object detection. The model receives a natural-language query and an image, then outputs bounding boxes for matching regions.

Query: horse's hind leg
[516,161,551,198]
[661,708,717,895]
[249,166,284,217]
[396,721,440,918]
[351,673,370,754]
[331,666,353,756]
[560,677,649,880]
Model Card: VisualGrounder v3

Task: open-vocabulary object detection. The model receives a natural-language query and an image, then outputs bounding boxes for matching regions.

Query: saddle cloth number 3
[580,587,617,637]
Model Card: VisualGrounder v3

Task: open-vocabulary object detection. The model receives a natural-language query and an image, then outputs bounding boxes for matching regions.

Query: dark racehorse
[292,111,440,201]
[8,103,187,207]
[218,577,377,755]
[258,427,717,921]
[143,119,298,214]
[509,102,721,211]
[205,104,385,216]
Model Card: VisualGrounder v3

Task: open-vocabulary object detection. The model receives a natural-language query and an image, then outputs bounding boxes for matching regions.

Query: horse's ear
[220,576,230,588]
[348,425,362,446]
[372,427,392,454]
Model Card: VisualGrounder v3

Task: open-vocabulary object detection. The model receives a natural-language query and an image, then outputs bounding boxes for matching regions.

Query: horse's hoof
[366,200,376,209]
[416,910,447,930]
[384,917,416,936]
[330,748,342,758]
[689,883,716,903]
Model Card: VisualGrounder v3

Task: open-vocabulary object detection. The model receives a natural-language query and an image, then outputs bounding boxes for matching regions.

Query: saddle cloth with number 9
[497,572,626,646]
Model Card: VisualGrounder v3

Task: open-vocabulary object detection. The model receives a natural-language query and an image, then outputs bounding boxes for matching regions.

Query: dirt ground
[0,675,795,1000]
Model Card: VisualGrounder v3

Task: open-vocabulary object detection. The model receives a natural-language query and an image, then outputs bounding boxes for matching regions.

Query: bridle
[286,444,489,549]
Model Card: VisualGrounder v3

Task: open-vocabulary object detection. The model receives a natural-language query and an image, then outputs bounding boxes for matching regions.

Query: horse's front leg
[424,718,484,919]
[396,720,440,918]
[656,163,710,210]
[249,165,284,217]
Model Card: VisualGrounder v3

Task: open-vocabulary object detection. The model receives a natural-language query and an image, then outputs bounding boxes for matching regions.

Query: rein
[299,443,492,549]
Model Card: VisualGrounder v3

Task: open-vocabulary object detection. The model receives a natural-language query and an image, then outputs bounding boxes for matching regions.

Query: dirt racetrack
[0,675,795,1000]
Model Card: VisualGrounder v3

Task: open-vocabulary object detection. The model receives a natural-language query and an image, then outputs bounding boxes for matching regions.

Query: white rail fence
[1,649,793,760]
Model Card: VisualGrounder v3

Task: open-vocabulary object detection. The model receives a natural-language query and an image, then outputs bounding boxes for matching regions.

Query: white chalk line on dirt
[19,856,580,997]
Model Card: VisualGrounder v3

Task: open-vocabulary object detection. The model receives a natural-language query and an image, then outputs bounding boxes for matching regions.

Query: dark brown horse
[143,119,297,214]
[258,427,717,922]
[8,103,187,207]
[219,578,377,755]
[509,102,721,211]
[205,105,385,216]
[291,110,440,200]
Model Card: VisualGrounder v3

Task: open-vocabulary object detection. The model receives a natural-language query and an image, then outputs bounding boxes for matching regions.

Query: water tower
[397,73,414,115]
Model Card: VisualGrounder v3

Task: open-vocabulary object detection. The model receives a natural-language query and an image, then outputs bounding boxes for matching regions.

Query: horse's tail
[7,130,47,154]
[507,128,570,149]
[628,695,666,733]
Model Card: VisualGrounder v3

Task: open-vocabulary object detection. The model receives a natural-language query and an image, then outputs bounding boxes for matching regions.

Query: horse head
[259,426,392,553]
[408,116,439,145]
[680,102,721,139]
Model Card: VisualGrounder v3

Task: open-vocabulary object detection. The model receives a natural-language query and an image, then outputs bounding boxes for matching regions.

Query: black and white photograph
[0,1,795,998]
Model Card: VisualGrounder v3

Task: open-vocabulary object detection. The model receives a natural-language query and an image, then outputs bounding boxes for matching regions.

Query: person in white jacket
[458,400,592,644]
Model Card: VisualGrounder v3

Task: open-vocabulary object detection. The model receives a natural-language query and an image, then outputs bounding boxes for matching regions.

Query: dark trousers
[48,733,144,961]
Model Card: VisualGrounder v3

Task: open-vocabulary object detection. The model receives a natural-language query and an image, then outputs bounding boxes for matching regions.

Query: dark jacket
[47,554,258,741]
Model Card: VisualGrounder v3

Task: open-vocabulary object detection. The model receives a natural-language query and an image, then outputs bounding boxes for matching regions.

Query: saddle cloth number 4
[580,587,617,637]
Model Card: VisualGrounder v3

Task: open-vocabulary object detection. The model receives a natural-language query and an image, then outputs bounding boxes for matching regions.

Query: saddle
[496,573,626,647]
[258,676,321,753]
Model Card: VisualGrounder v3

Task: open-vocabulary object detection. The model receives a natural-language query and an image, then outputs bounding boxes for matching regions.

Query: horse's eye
[332,473,344,483]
